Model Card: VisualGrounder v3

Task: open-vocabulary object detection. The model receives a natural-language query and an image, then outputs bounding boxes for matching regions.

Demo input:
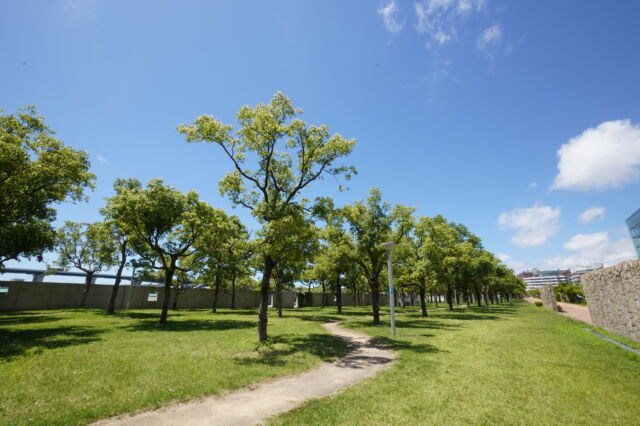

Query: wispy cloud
[578,206,605,224]
[528,182,538,190]
[414,0,488,48]
[478,24,502,49]
[498,204,561,247]
[378,1,404,34]
[97,154,108,164]
[477,23,508,63]
[552,119,640,191]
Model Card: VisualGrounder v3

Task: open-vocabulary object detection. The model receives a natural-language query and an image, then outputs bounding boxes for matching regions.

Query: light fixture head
[380,242,396,252]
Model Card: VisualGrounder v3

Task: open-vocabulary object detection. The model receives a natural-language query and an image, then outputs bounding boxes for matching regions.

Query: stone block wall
[581,259,640,342]
[539,284,559,312]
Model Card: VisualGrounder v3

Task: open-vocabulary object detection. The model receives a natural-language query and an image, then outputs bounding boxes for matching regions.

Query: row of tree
[1,94,525,343]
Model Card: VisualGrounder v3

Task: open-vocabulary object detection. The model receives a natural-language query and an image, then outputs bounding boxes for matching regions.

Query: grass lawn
[272,301,640,425]
[0,308,345,425]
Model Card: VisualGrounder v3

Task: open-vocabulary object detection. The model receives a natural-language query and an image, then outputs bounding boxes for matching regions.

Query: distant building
[570,264,603,285]
[520,265,604,290]
[519,269,571,291]
[626,208,640,258]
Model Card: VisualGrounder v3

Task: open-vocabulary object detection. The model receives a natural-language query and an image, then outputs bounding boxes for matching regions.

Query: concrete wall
[0,281,388,312]
[581,259,640,342]
[539,284,559,312]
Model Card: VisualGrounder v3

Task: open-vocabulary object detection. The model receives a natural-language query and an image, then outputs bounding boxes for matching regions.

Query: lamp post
[381,241,397,337]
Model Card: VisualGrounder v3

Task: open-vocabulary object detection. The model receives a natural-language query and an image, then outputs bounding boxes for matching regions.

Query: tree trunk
[172,290,180,310]
[419,286,428,317]
[370,277,380,324]
[475,286,482,307]
[231,275,236,309]
[464,288,471,308]
[107,243,128,314]
[160,265,174,323]
[483,289,491,312]
[211,272,222,313]
[276,268,283,318]
[258,255,274,342]
[434,292,438,307]
[352,283,357,307]
[336,275,342,314]
[446,284,454,311]
[80,271,94,308]
[321,280,327,308]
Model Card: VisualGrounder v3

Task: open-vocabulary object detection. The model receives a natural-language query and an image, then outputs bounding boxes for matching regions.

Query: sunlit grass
[273,302,640,425]
[0,308,346,425]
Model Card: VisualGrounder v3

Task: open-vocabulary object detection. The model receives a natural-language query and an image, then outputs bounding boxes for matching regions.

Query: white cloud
[528,182,538,190]
[543,231,635,269]
[96,154,108,164]
[497,204,561,247]
[577,206,605,224]
[497,253,529,272]
[378,1,404,34]
[414,0,485,47]
[478,24,502,49]
[564,232,608,251]
[552,119,640,191]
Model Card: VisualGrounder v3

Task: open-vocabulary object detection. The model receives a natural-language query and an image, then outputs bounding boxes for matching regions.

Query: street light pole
[381,242,397,337]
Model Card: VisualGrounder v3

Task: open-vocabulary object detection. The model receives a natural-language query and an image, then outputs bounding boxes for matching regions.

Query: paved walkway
[524,297,593,325]
[95,322,395,426]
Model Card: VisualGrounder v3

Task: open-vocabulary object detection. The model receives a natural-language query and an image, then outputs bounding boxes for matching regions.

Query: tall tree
[179,92,355,341]
[101,179,141,314]
[0,107,95,268]
[56,221,116,307]
[341,188,414,324]
[105,178,219,323]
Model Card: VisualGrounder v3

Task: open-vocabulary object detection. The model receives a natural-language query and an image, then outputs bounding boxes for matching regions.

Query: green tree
[191,213,249,313]
[0,107,95,267]
[56,221,116,308]
[179,92,355,341]
[261,211,319,317]
[341,188,414,324]
[105,178,219,323]
[101,179,141,314]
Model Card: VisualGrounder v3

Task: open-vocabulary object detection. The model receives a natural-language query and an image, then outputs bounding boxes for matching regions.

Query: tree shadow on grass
[206,309,258,316]
[297,315,343,323]
[0,326,104,360]
[124,319,255,332]
[347,319,462,331]
[0,315,64,325]
[234,333,347,366]
[370,336,443,354]
[97,311,184,320]
[429,313,502,321]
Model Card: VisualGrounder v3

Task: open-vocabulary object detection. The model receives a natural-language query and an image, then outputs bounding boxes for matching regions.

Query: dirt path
[524,297,593,325]
[95,322,395,426]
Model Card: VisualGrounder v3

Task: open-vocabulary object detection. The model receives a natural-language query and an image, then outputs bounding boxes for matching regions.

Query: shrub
[535,301,543,307]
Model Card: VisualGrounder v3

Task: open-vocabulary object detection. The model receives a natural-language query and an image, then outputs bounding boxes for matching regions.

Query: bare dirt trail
[524,297,593,324]
[95,322,395,426]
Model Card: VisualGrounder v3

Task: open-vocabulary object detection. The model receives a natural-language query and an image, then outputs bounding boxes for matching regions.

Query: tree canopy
[0,107,95,267]
[180,92,356,341]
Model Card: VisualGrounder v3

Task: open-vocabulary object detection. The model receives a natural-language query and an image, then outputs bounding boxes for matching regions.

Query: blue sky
[2,0,640,281]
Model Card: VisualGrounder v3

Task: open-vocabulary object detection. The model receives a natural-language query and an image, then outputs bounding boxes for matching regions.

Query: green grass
[0,308,346,425]
[3,303,639,425]
[272,302,640,425]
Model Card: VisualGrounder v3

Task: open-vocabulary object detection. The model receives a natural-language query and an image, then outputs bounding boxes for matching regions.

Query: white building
[521,271,570,291]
